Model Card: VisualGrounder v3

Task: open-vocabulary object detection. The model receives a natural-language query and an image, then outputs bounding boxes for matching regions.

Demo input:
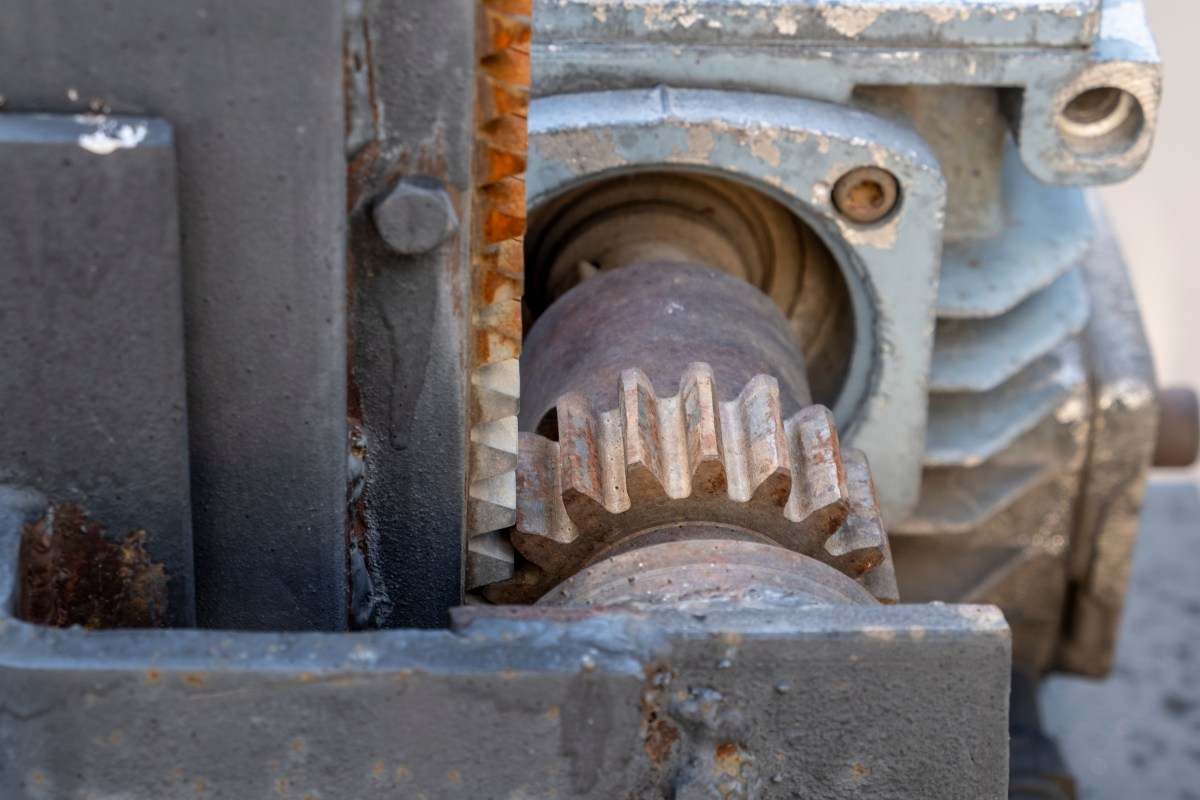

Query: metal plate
[0,113,193,627]
[0,491,1010,800]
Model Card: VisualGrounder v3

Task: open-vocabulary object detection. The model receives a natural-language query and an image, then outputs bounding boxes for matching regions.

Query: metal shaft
[519,262,813,435]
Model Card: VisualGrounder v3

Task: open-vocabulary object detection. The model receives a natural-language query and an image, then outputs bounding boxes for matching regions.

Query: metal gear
[484,361,897,604]
[477,261,898,605]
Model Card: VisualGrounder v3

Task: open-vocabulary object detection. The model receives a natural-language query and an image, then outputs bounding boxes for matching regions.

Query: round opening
[524,171,856,410]
[832,167,899,225]
[1058,87,1144,157]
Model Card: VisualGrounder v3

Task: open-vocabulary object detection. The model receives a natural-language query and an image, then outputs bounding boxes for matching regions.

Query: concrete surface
[1043,479,1200,797]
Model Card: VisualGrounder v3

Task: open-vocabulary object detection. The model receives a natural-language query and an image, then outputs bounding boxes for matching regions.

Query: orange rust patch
[449,770,461,782]
[544,706,560,719]
[374,762,385,778]
[852,762,869,778]
[147,669,162,683]
[639,666,679,767]
[184,674,206,687]
[19,503,168,629]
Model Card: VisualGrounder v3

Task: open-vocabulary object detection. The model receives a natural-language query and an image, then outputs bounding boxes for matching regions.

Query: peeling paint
[75,117,148,155]
[821,6,881,38]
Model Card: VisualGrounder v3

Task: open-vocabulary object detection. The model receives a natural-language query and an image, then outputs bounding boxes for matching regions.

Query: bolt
[832,167,899,225]
[1154,387,1200,467]
[372,177,458,255]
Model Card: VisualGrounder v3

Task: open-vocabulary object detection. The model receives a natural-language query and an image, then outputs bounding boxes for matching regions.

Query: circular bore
[832,167,900,225]
[525,171,855,409]
[537,539,879,608]
[1058,87,1144,157]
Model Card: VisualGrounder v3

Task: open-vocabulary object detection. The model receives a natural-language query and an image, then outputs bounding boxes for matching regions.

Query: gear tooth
[514,433,572,543]
[469,471,517,532]
[471,359,520,420]
[556,394,612,526]
[731,375,792,507]
[619,369,672,503]
[512,433,578,573]
[680,363,727,497]
[503,365,891,601]
[785,405,851,537]
[467,0,528,552]
[466,530,515,590]
[823,448,887,579]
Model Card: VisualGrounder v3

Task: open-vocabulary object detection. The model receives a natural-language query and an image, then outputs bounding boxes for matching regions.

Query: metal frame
[527,87,947,523]
[531,0,1161,186]
[0,485,1010,799]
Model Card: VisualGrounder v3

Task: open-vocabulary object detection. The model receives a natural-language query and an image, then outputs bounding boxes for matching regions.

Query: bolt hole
[1058,87,1144,157]
[832,167,899,225]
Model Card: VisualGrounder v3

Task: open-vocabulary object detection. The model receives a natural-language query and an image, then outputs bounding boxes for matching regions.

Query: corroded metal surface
[0,113,194,627]
[488,263,894,604]
[465,0,531,586]
[538,540,880,607]
[535,0,1102,49]
[0,485,1012,800]
[19,504,168,630]
[519,263,814,432]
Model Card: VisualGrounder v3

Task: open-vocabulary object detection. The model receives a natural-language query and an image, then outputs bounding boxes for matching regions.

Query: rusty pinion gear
[483,363,898,604]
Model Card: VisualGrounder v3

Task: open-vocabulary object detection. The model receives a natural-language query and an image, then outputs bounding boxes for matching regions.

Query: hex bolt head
[832,166,899,225]
[372,177,458,255]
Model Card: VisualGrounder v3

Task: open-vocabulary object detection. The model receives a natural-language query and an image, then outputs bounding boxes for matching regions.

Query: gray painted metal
[532,0,1160,186]
[0,113,193,626]
[346,0,476,628]
[527,86,946,525]
[537,0,1101,49]
[1056,199,1157,677]
[0,1,350,630]
[924,343,1084,468]
[938,150,1093,319]
[931,268,1090,393]
[0,490,1011,800]
[371,177,460,256]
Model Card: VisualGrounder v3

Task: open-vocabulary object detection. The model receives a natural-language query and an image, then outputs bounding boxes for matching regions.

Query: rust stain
[184,674,206,687]
[640,666,679,766]
[147,669,162,683]
[18,503,168,629]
